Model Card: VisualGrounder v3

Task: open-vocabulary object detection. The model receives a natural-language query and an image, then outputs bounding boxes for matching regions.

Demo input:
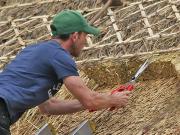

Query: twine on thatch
[77,47,180,65]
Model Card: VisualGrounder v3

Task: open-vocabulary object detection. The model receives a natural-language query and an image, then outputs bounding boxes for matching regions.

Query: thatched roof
[1,0,180,66]
[0,0,180,135]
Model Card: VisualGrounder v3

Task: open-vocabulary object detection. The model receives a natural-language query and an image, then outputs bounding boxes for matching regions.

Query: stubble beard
[71,43,80,57]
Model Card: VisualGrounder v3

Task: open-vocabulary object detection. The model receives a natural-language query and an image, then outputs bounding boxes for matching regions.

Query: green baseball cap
[51,10,100,36]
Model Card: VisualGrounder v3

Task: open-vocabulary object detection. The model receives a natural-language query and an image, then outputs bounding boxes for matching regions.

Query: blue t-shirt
[0,40,79,124]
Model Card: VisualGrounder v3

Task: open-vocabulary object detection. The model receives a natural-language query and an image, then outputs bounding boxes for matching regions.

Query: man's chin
[71,53,80,57]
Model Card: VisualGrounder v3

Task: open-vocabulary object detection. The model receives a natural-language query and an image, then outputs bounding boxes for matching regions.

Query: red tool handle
[89,109,96,112]
[109,84,134,111]
[89,84,134,112]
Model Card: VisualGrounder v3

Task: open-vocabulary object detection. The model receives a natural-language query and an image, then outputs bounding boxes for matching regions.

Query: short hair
[52,31,82,41]
[57,34,71,41]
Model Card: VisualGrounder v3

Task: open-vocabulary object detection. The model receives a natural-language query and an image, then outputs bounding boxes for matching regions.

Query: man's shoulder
[37,40,59,48]
[25,40,61,53]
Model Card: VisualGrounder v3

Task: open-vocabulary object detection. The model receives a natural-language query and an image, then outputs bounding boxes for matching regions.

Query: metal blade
[131,58,150,82]
[69,120,95,135]
[35,124,53,135]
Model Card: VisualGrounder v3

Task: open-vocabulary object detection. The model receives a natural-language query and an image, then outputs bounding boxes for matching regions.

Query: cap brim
[84,25,100,36]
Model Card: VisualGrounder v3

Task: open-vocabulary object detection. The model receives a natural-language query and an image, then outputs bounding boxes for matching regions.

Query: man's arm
[38,98,85,115]
[39,76,130,115]
[63,76,130,110]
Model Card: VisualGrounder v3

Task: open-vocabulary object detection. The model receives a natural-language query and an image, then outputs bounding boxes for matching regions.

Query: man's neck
[52,38,71,51]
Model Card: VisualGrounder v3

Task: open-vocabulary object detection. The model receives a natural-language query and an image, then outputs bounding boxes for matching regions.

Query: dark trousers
[0,98,11,135]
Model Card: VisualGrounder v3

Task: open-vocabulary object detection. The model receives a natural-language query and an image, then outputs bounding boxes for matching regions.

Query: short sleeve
[50,50,79,80]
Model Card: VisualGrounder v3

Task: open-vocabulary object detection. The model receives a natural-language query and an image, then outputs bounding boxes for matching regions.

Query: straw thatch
[0,0,180,134]
[10,53,180,135]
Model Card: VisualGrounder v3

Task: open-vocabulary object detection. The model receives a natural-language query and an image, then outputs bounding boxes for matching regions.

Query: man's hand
[110,91,130,109]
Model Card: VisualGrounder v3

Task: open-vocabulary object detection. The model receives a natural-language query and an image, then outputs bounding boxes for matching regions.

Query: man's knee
[0,116,11,135]
[0,126,10,135]
[0,100,11,135]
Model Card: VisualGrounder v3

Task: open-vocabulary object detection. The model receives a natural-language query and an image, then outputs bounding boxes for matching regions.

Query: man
[0,10,130,135]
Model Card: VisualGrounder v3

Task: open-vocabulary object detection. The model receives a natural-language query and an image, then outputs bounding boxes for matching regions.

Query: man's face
[71,32,87,57]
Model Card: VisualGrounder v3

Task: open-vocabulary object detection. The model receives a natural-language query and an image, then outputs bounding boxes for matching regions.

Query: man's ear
[71,32,79,42]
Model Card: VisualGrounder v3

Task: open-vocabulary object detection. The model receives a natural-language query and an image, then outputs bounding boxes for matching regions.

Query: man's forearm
[85,92,113,110]
[39,98,85,115]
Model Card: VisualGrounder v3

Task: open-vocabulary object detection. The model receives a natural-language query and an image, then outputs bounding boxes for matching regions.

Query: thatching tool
[68,120,96,135]
[88,58,151,112]
[89,0,123,24]
[35,123,56,135]
[110,58,151,110]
